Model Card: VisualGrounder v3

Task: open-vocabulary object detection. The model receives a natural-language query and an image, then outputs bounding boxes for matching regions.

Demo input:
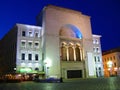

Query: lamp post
[107,61,113,77]
[14,68,16,73]
[44,62,49,78]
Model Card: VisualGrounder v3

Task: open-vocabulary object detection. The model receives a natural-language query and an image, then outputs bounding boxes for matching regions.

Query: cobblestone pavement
[0,77,120,90]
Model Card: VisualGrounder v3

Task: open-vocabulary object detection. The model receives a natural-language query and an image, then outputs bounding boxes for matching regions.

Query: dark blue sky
[0,0,120,51]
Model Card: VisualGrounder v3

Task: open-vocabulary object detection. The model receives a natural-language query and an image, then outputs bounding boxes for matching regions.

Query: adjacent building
[102,48,120,77]
[92,35,103,77]
[0,24,43,76]
[0,5,104,79]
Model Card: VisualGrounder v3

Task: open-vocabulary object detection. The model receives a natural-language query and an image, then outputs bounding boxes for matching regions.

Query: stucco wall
[43,5,94,78]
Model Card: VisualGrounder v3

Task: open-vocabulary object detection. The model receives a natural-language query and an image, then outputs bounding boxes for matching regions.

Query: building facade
[0,5,104,79]
[16,24,43,74]
[0,24,43,76]
[92,35,104,77]
[102,48,120,77]
[37,5,104,78]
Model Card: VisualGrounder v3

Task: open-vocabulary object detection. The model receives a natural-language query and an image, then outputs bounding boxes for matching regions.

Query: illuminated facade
[0,24,43,76]
[92,35,104,77]
[0,5,104,79]
[37,5,104,78]
[16,24,43,74]
[102,48,120,77]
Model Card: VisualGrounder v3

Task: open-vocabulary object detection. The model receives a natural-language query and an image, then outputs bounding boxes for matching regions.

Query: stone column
[80,48,82,61]
[73,46,76,61]
[66,46,69,61]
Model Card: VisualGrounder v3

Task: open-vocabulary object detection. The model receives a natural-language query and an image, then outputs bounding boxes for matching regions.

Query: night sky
[0,0,120,51]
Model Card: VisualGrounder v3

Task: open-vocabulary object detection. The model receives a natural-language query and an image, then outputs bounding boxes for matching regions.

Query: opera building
[0,5,104,79]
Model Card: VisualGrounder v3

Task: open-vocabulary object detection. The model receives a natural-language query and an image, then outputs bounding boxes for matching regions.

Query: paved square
[0,77,120,90]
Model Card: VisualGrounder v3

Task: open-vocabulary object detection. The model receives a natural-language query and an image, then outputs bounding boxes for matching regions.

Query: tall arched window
[61,43,67,61]
[68,46,74,61]
[75,46,81,61]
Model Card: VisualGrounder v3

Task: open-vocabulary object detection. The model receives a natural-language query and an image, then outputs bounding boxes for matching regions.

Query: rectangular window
[98,56,100,62]
[35,33,39,37]
[21,53,25,60]
[22,31,26,37]
[21,41,25,47]
[28,54,32,60]
[35,43,38,46]
[110,57,112,60]
[94,56,96,62]
[113,56,115,60]
[35,54,39,61]
[28,42,32,48]
[105,58,106,62]
[96,39,99,44]
[29,31,32,37]
[99,67,101,70]
[34,42,39,48]
[114,63,116,67]
[96,47,99,52]
[93,47,95,52]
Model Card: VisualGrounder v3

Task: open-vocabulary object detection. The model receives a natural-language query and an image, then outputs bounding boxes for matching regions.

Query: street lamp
[14,68,16,73]
[107,61,113,76]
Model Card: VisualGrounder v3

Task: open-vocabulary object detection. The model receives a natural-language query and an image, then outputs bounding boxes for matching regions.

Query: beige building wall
[0,5,104,79]
[103,51,120,77]
[42,5,95,78]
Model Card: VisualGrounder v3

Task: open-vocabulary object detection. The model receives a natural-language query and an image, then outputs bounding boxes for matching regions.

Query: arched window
[61,43,67,61]
[59,24,83,39]
[35,68,39,71]
[68,46,74,61]
[75,46,81,61]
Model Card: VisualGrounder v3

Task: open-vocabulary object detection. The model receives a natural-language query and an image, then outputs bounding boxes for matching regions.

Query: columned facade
[37,5,103,79]
[59,33,85,78]
[60,41,83,62]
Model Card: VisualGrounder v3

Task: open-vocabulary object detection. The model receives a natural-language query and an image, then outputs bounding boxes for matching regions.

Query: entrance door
[67,70,82,78]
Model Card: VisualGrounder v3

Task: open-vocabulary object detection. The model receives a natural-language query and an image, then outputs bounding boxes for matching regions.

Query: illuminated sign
[20,68,32,73]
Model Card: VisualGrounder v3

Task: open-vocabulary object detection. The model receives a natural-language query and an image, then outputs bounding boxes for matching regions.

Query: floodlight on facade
[44,58,52,67]
[107,61,113,68]
[107,61,113,76]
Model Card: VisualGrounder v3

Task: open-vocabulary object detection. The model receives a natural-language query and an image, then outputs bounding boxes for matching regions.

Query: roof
[92,34,102,38]
[44,5,90,18]
[102,47,120,55]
